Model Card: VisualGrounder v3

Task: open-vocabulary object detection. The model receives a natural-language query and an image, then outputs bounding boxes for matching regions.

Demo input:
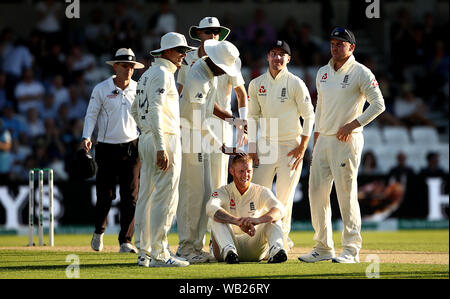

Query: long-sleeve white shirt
[206,182,285,235]
[82,76,139,144]
[131,58,180,151]
[315,55,385,135]
[178,48,245,113]
[248,67,315,142]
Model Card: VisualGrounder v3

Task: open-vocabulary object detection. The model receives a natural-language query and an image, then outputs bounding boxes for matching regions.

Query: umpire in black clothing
[81,48,144,252]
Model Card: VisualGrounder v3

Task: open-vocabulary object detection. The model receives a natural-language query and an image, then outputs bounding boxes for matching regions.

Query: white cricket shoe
[268,246,288,264]
[196,249,216,262]
[150,256,190,267]
[332,249,360,264]
[119,243,137,253]
[91,233,104,251]
[137,252,151,267]
[186,252,210,264]
[298,249,335,263]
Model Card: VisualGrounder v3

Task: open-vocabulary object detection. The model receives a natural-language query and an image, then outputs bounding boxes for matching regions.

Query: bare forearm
[234,85,247,108]
[214,209,240,225]
[213,103,233,121]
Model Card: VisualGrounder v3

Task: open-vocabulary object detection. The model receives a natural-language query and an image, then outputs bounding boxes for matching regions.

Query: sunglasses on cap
[201,28,221,35]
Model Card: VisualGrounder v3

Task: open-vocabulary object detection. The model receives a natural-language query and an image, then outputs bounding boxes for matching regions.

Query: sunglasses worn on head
[202,29,221,35]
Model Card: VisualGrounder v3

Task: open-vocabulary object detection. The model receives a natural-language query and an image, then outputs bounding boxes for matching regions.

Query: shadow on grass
[0,262,137,272]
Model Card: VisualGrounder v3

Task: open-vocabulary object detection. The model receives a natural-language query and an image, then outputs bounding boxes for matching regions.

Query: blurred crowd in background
[0,0,448,183]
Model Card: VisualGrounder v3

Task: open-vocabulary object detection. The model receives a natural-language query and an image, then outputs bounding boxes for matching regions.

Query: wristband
[239,107,248,120]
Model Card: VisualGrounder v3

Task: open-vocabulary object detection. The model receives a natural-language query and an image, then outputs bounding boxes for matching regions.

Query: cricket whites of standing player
[176,40,246,263]
[206,155,288,264]
[299,27,385,264]
[248,40,315,251]
[131,32,195,267]
[178,17,248,191]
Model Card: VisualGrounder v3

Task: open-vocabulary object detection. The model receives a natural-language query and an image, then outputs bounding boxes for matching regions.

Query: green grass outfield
[0,230,448,279]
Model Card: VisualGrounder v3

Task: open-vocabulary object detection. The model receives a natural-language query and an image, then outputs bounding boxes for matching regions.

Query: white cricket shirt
[82,76,139,144]
[180,57,218,135]
[131,58,180,151]
[248,67,315,142]
[315,55,385,135]
[178,48,245,113]
[206,182,285,235]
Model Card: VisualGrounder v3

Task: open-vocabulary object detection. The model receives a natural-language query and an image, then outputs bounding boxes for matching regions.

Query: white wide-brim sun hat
[106,48,145,69]
[204,39,241,77]
[189,17,230,42]
[150,32,196,57]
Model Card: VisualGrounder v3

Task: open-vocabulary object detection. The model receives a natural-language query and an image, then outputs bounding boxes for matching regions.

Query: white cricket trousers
[309,133,364,257]
[177,151,212,255]
[134,132,181,260]
[252,137,303,248]
[210,119,232,191]
[211,220,284,261]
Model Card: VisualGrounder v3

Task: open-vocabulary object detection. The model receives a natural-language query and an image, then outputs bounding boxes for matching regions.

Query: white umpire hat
[106,48,145,69]
[189,17,230,42]
[150,32,195,57]
[204,39,241,77]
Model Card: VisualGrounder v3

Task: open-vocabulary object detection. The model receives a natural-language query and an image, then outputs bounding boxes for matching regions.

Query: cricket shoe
[298,249,335,263]
[224,251,239,264]
[150,256,190,267]
[137,252,151,267]
[119,243,137,253]
[268,246,288,264]
[332,249,360,264]
[196,249,216,262]
[90,233,104,251]
[169,248,187,261]
[185,252,210,264]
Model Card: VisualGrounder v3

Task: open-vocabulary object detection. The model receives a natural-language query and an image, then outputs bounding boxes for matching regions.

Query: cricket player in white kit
[206,155,288,264]
[177,17,248,191]
[248,40,315,251]
[176,39,247,263]
[132,32,195,267]
[299,27,385,264]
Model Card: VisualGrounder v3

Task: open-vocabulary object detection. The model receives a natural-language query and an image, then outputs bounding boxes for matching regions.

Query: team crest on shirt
[249,202,255,211]
[258,86,266,96]
[212,192,218,197]
[230,198,236,209]
[320,73,328,82]
[341,75,350,88]
[279,87,287,102]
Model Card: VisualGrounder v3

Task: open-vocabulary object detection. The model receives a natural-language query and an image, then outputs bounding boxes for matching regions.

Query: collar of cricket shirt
[267,66,288,82]
[154,57,178,74]
[329,54,355,73]
[109,75,136,93]
[231,181,252,198]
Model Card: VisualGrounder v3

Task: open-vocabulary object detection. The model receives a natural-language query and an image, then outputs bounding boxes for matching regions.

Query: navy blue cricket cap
[330,27,356,45]
[267,40,291,56]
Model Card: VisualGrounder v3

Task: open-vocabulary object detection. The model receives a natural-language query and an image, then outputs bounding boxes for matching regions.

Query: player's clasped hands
[237,217,258,237]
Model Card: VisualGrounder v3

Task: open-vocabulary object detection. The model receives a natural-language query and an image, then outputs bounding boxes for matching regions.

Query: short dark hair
[231,154,253,167]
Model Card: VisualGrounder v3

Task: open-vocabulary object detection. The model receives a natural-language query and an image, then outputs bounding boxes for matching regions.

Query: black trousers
[94,139,140,245]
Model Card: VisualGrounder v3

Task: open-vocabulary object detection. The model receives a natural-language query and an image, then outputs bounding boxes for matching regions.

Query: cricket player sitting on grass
[206,155,288,264]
